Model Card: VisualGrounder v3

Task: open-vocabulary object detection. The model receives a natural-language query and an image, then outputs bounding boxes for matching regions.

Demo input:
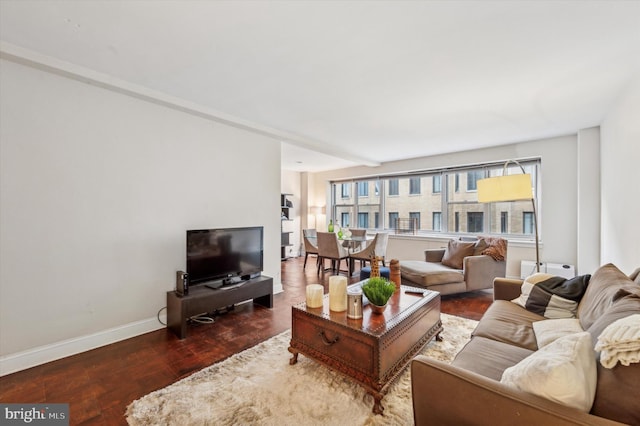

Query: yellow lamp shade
[477,174,533,203]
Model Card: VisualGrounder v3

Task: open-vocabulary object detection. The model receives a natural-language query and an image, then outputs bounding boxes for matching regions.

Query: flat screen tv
[186,226,263,286]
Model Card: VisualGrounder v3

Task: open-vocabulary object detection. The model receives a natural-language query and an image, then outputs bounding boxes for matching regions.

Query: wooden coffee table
[288,283,442,414]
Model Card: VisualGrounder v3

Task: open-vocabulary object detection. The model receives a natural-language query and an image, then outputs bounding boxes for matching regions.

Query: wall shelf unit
[281,193,293,260]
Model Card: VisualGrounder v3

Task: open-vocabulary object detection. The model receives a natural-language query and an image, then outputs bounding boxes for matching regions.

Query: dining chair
[347,228,367,251]
[302,229,318,269]
[348,233,379,276]
[316,232,349,275]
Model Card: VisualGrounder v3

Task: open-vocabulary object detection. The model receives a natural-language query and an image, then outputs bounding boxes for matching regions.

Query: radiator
[520,261,576,279]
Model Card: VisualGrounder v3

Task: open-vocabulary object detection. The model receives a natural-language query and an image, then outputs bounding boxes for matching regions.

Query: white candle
[306,284,324,308]
[329,275,348,312]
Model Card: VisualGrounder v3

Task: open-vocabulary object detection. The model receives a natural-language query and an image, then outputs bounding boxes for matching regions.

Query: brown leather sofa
[400,237,507,295]
[411,263,640,425]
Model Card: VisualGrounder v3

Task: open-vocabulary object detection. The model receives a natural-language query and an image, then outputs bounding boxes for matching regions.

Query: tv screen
[186,226,263,285]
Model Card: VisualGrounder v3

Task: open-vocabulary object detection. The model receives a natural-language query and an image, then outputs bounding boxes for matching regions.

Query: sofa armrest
[493,277,524,301]
[463,255,506,292]
[411,356,622,426]
[424,248,445,263]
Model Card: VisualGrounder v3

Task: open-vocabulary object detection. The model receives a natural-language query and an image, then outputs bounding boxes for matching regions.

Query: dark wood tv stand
[166,275,273,339]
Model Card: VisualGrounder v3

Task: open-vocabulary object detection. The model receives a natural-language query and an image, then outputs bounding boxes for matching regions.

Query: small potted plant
[362,277,396,314]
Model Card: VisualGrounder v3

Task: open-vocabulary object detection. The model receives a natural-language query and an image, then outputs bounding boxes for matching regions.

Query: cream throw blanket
[595,314,640,368]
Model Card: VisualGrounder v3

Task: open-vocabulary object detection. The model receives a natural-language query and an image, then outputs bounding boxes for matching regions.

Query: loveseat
[400,237,507,295]
[411,263,640,425]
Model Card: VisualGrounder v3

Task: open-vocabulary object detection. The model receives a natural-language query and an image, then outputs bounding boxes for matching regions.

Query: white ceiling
[1,1,639,172]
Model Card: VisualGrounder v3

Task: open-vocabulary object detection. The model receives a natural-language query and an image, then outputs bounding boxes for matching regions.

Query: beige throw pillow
[500,332,597,412]
[532,318,584,348]
[441,240,476,270]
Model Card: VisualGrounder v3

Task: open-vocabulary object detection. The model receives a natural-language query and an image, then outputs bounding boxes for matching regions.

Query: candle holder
[305,284,324,308]
[329,276,347,312]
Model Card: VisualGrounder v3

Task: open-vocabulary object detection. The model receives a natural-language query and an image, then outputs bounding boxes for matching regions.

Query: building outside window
[466,170,483,191]
[341,183,350,198]
[523,212,535,234]
[388,179,399,196]
[501,211,508,233]
[432,175,442,194]
[433,212,442,231]
[467,212,484,232]
[409,212,421,229]
[357,181,368,197]
[358,212,368,228]
[341,212,350,228]
[329,159,540,239]
[388,212,399,230]
[409,177,421,195]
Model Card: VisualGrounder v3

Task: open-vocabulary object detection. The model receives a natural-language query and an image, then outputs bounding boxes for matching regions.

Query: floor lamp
[477,160,540,273]
[310,206,325,230]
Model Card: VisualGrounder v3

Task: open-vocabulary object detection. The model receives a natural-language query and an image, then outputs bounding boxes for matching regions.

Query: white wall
[0,59,282,373]
[309,134,586,278]
[600,75,640,274]
[577,127,601,274]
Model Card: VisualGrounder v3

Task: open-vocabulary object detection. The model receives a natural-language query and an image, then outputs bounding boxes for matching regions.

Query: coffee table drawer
[292,312,377,377]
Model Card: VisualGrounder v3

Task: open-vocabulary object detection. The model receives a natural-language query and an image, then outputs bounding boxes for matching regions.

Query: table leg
[371,392,384,415]
[288,347,299,365]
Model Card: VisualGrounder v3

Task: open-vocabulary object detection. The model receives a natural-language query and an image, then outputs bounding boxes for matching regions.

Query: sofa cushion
[578,263,638,331]
[472,238,487,256]
[500,332,597,412]
[400,260,464,286]
[591,360,640,424]
[472,300,543,351]
[441,239,476,269]
[532,318,583,348]
[452,336,534,381]
[513,273,590,319]
[586,287,640,351]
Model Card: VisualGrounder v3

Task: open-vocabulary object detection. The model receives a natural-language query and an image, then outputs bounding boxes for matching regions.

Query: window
[432,175,441,194]
[409,212,421,229]
[388,212,399,230]
[358,212,368,228]
[467,212,484,232]
[523,212,535,234]
[409,177,421,195]
[466,170,483,192]
[330,158,540,239]
[340,183,351,198]
[341,212,350,228]
[433,212,442,231]
[357,181,368,197]
[388,179,399,196]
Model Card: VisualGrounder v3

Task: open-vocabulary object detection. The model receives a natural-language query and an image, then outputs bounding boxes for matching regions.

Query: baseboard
[0,313,167,377]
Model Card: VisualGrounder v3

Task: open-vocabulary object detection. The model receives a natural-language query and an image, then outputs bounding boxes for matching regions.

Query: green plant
[361,277,396,306]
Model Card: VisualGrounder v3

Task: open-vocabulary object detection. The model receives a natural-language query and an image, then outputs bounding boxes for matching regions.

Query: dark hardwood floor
[0,256,492,425]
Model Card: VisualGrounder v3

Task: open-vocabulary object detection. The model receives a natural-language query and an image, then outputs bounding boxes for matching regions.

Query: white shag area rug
[126,313,477,426]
